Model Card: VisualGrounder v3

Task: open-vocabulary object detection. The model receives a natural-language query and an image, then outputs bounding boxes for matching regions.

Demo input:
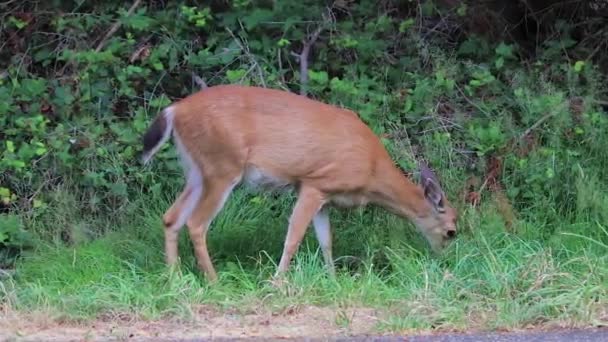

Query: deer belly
[242,165,292,192]
[329,193,369,208]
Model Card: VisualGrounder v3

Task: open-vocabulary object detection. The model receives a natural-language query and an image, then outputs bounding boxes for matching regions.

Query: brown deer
[141,84,457,282]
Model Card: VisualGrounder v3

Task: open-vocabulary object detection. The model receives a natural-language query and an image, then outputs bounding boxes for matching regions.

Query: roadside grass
[1,187,607,333]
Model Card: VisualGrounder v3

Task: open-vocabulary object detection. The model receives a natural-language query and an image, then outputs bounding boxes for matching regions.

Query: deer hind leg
[312,207,335,277]
[163,168,203,266]
[275,185,325,276]
[186,174,241,282]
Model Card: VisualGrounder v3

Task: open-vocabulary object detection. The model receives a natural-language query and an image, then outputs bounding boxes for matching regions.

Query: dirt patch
[0,306,389,341]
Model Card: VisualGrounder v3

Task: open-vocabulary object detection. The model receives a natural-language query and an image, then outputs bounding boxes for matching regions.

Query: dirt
[3,305,605,341]
[0,306,389,341]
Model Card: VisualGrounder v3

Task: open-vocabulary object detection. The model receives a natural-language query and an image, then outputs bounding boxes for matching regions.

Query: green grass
[1,0,607,336]
[2,188,607,333]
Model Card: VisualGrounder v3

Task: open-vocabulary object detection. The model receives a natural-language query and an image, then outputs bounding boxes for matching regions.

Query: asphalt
[342,328,608,342]
[176,328,608,342]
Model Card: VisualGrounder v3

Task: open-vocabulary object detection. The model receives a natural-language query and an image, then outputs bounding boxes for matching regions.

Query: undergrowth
[2,189,607,332]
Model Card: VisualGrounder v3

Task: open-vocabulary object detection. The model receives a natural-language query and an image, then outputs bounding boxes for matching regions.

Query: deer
[141,84,458,282]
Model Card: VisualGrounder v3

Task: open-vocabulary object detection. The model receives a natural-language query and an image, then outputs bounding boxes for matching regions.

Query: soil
[0,306,390,341]
[3,305,605,341]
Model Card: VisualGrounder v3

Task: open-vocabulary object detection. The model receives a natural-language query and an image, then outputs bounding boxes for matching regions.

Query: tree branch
[191,72,208,90]
[95,0,142,53]
[521,112,555,139]
[297,25,324,96]
[292,8,334,97]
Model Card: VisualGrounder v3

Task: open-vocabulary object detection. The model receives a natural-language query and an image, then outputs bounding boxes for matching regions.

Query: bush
[1,0,607,267]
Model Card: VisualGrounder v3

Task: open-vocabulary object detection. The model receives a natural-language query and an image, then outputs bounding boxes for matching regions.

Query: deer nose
[446,229,456,238]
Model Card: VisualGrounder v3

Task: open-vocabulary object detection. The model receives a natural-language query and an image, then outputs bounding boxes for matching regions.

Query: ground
[0,306,386,341]
[2,305,607,341]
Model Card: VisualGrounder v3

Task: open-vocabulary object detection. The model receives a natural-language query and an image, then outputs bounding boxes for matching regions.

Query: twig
[129,35,153,62]
[594,99,608,107]
[225,27,266,87]
[585,41,606,62]
[57,0,142,76]
[26,173,56,206]
[521,112,555,138]
[95,0,143,53]
[277,48,288,89]
[454,84,492,117]
[0,0,19,7]
[191,72,208,89]
[0,269,15,279]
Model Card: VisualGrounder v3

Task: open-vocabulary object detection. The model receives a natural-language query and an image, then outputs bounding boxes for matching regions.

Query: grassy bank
[2,188,607,333]
[2,0,608,336]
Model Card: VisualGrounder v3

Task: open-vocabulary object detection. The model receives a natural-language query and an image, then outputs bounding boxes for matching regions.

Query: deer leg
[162,169,204,266]
[312,207,335,276]
[186,175,240,282]
[275,185,325,276]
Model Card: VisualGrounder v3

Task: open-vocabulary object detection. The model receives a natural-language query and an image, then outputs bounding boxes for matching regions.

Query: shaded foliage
[1,0,608,264]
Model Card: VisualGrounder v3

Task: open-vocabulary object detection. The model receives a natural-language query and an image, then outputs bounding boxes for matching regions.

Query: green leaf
[8,16,27,29]
[6,140,15,153]
[457,3,467,16]
[54,85,75,106]
[226,69,247,83]
[20,78,47,98]
[122,8,155,31]
[153,62,164,71]
[404,97,413,113]
[495,56,504,69]
[495,42,513,58]
[33,49,53,64]
[150,94,171,108]
[399,18,415,33]
[34,144,48,156]
[0,187,10,199]
[242,9,273,30]
[11,160,26,169]
[308,70,329,85]
[109,182,128,196]
[574,61,585,73]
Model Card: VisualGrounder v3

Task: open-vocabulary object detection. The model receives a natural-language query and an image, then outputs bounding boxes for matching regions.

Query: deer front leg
[312,207,335,277]
[275,185,325,276]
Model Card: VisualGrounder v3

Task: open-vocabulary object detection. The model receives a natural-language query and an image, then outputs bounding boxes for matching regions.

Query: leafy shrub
[1,0,607,267]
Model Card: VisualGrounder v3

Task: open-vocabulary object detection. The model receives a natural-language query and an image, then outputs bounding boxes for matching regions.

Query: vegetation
[1,0,607,336]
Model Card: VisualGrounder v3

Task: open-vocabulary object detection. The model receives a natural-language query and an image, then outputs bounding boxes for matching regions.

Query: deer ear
[419,161,445,211]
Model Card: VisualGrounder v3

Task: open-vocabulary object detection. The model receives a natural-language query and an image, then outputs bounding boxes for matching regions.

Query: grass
[1,187,607,334]
[1,1,607,337]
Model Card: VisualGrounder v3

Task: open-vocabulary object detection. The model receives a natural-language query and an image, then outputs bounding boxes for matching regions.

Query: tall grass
[2,187,606,332]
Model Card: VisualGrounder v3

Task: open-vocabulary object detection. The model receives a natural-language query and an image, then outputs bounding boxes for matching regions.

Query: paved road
[341,328,607,342]
[191,328,607,342]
